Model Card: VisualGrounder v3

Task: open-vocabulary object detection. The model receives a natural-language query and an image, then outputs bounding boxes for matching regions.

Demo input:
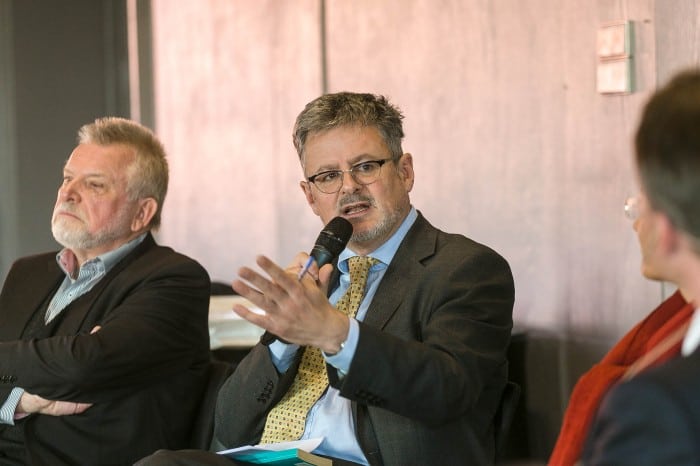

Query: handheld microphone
[260,216,353,346]
[297,216,353,280]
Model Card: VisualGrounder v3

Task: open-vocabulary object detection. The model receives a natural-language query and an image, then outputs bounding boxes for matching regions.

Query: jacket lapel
[362,213,438,330]
[60,234,157,330]
[0,255,63,339]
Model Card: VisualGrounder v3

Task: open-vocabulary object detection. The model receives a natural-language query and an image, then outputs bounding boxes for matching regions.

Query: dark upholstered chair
[189,358,234,450]
[495,380,522,460]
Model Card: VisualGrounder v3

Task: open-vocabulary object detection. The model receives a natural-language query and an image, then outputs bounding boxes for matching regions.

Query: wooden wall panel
[325,0,661,338]
[2,1,693,335]
[655,0,700,84]
[152,0,323,282]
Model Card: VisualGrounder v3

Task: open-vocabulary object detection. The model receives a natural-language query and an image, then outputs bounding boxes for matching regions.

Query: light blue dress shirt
[268,207,418,465]
[0,233,146,425]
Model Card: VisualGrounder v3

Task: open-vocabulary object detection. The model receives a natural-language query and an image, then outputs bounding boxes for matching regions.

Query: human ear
[131,198,157,231]
[300,181,321,216]
[398,153,415,192]
[657,213,680,255]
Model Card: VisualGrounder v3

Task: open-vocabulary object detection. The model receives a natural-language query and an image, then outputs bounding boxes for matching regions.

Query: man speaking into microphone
[138,92,515,466]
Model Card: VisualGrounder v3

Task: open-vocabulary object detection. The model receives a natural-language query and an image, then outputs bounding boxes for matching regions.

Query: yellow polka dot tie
[259,256,379,444]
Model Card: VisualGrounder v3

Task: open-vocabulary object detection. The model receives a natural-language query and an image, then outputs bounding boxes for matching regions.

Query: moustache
[53,204,83,221]
[338,194,375,209]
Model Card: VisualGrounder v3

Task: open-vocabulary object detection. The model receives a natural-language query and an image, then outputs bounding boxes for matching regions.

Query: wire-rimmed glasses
[624,195,640,221]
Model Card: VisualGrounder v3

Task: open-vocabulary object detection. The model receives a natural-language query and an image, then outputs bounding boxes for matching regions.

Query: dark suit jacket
[212,213,515,465]
[581,346,700,466]
[0,233,212,465]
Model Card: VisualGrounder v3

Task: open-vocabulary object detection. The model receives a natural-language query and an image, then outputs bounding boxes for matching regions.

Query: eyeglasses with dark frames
[306,158,393,194]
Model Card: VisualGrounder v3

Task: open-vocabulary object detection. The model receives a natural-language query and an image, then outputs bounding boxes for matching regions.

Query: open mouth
[341,202,371,216]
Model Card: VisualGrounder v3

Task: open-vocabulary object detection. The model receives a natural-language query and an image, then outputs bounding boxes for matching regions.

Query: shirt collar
[682,307,700,356]
[55,233,148,280]
[337,206,418,272]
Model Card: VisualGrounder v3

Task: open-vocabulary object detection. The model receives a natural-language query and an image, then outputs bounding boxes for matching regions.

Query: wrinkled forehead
[64,143,136,182]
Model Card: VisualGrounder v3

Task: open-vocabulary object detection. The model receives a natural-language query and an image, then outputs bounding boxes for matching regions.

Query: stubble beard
[347,198,408,245]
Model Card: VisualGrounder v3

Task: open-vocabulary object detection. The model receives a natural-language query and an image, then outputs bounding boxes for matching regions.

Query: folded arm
[0,254,210,404]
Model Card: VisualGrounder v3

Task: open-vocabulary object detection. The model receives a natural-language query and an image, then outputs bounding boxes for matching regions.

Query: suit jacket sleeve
[211,343,302,451]
[581,369,699,465]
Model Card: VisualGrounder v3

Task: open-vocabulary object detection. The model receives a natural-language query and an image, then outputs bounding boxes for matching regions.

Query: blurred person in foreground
[548,72,700,466]
[579,70,700,465]
[0,117,211,465]
[137,92,515,465]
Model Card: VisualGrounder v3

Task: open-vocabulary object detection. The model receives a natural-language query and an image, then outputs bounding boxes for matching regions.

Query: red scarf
[548,290,694,465]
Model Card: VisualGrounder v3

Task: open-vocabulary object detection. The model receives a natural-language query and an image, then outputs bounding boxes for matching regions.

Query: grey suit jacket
[0,233,212,465]
[581,347,700,466]
[212,213,515,465]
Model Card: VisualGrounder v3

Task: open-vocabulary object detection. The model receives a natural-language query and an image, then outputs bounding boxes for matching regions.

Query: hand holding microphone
[257,216,352,345]
[297,216,353,281]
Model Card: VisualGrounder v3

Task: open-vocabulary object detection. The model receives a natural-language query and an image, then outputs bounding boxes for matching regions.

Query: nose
[339,170,362,194]
[58,179,79,202]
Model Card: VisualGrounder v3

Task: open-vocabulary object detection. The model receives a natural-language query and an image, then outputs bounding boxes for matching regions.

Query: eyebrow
[63,169,112,181]
[308,153,383,174]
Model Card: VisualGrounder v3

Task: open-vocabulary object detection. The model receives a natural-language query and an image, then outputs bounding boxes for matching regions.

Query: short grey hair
[78,117,168,229]
[293,92,405,164]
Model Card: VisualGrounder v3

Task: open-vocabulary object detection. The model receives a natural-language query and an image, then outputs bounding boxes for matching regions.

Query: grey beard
[51,218,127,252]
[350,207,404,244]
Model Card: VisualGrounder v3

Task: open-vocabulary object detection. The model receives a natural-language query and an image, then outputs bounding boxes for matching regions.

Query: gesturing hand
[231,254,350,354]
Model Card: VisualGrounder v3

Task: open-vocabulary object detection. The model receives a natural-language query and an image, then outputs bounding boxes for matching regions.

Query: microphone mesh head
[312,217,353,266]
